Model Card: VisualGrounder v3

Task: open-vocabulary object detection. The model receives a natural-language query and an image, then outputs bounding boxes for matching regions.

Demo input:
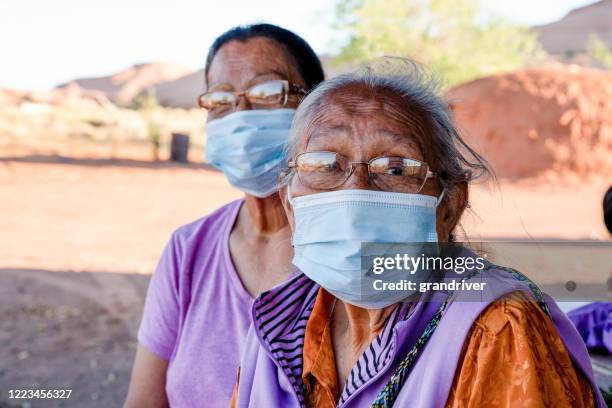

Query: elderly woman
[124,24,324,407]
[231,61,605,407]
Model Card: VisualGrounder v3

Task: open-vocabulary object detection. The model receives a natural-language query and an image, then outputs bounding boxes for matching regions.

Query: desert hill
[536,0,612,57]
[154,69,205,109]
[57,62,193,106]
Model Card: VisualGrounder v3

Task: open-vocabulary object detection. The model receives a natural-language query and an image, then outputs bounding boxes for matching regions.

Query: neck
[332,301,396,358]
[242,193,288,234]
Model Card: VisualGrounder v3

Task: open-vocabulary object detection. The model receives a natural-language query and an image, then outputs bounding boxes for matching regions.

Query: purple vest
[235,267,605,407]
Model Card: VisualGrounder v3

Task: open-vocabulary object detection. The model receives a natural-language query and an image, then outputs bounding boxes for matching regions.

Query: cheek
[288,172,319,197]
[280,189,296,231]
[434,198,460,242]
[285,95,301,109]
[435,215,447,242]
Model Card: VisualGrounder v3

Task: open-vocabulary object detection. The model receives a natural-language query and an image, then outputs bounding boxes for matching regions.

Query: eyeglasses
[198,79,307,117]
[287,151,437,193]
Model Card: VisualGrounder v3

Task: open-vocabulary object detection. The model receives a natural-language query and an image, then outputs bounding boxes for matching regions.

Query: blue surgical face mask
[288,188,444,309]
[205,109,295,197]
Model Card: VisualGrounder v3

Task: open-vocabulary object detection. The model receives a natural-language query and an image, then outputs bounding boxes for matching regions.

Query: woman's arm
[125,232,182,407]
[124,345,170,408]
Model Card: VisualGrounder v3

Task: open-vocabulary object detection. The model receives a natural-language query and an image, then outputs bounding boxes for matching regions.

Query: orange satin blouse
[301,290,594,408]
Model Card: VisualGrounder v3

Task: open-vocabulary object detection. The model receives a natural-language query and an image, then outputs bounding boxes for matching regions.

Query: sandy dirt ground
[0,155,611,407]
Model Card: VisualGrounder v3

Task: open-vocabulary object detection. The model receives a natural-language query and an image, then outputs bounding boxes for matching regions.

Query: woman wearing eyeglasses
[124,24,324,408]
[230,60,605,407]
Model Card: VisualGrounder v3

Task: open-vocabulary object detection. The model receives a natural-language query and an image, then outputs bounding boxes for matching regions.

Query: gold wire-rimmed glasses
[286,151,437,193]
[198,79,306,118]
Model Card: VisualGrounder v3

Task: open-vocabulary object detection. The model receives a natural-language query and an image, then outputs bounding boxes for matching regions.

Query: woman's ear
[279,181,295,232]
[436,181,468,242]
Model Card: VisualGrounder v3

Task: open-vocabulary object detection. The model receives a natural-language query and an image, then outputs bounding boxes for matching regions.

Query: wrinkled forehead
[295,83,431,151]
[207,37,301,89]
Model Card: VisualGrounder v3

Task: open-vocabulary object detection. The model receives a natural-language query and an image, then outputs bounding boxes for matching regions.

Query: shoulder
[446,291,595,407]
[170,199,244,251]
[467,290,571,356]
[153,199,244,287]
[472,290,554,337]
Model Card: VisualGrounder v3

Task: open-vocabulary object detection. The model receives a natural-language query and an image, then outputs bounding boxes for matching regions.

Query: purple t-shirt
[138,199,252,407]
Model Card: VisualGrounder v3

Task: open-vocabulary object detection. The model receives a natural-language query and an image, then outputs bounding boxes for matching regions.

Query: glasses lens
[246,80,285,106]
[296,152,349,190]
[369,157,427,193]
[199,92,235,114]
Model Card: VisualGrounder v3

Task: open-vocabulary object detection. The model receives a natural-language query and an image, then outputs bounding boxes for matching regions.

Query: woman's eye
[314,163,339,172]
[211,105,231,114]
[386,167,404,176]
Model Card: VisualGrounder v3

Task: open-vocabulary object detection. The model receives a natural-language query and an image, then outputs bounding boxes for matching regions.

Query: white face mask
[288,188,444,309]
[205,109,295,197]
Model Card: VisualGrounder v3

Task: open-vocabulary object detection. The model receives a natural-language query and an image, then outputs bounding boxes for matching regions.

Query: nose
[342,163,377,190]
[234,93,252,112]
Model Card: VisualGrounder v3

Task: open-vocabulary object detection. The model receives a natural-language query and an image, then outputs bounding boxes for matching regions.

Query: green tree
[333,0,543,87]
[131,87,160,111]
[132,88,162,160]
[587,34,612,69]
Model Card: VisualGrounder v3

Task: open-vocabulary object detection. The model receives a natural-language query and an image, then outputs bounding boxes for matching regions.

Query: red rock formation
[447,65,612,179]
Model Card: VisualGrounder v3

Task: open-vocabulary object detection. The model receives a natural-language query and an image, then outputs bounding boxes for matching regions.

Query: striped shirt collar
[251,272,417,406]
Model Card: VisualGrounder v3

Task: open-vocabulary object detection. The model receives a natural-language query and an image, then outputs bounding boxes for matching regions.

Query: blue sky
[0,0,595,90]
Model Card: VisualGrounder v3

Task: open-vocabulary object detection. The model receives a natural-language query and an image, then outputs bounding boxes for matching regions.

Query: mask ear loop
[435,188,446,207]
[286,180,294,206]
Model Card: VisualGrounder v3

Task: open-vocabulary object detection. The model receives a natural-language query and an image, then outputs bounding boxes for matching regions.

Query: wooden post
[170,133,190,163]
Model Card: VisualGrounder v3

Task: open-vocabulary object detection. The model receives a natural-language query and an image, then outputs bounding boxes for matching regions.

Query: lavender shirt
[138,199,251,407]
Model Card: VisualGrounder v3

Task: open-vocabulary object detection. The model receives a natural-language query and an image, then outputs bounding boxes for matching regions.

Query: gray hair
[286,58,492,191]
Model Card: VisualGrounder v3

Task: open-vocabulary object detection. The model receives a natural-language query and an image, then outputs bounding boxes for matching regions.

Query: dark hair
[204,23,324,90]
